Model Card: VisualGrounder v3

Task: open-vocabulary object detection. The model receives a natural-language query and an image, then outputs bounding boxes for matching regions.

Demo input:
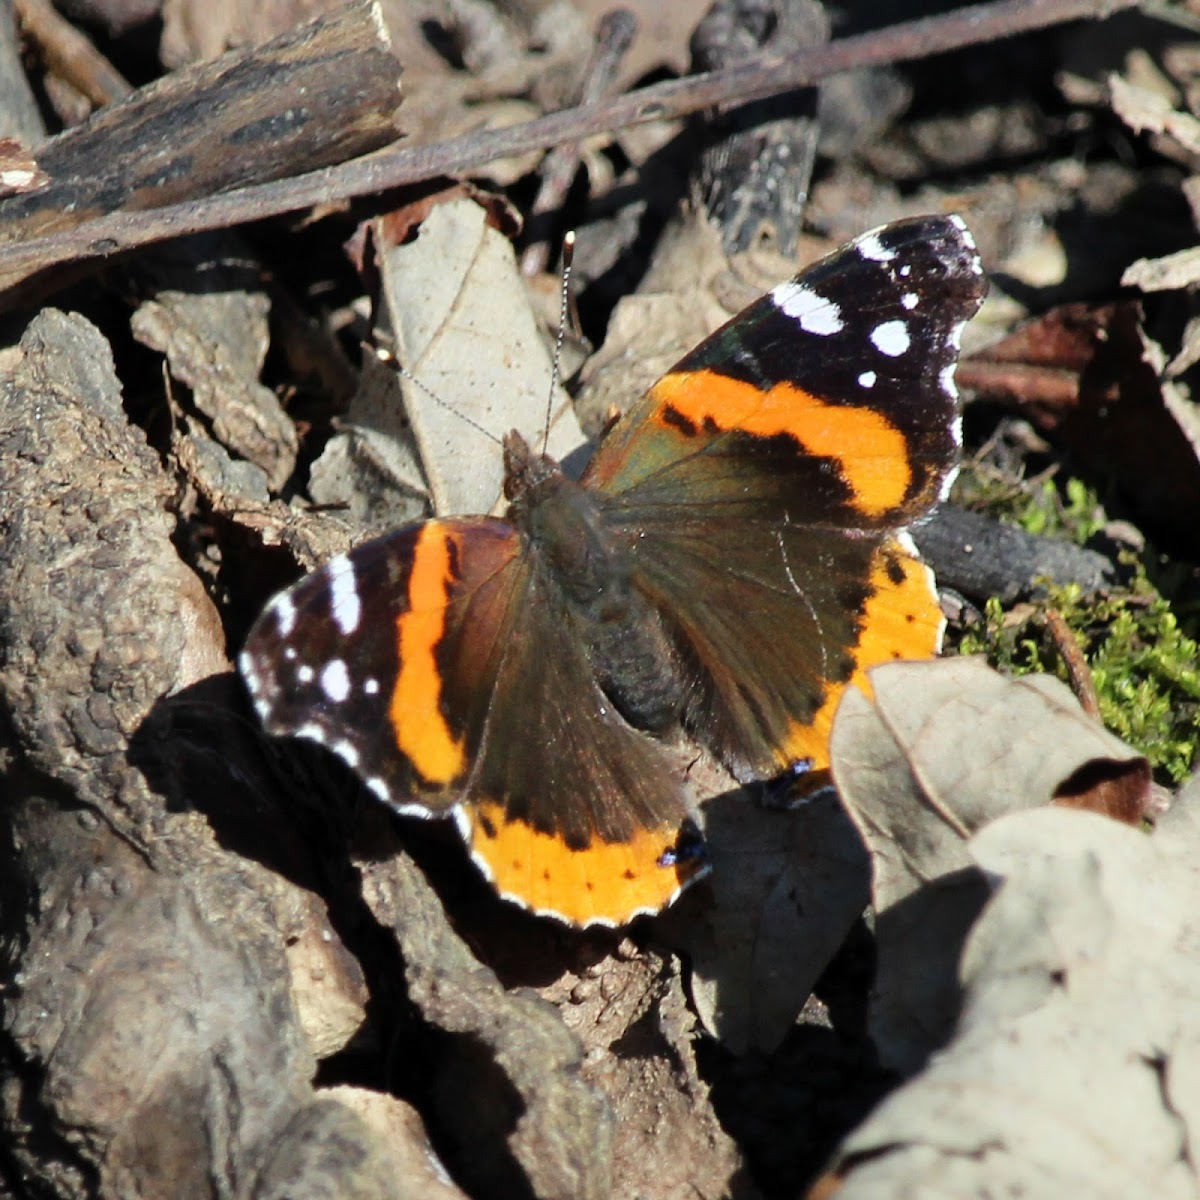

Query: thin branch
[0,0,1138,288]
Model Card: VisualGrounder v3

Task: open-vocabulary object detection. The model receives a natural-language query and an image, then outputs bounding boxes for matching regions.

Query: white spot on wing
[858,371,877,389]
[297,664,314,684]
[940,362,958,400]
[272,593,297,638]
[902,292,919,310]
[238,650,260,692]
[364,678,380,695]
[772,282,845,335]
[332,740,360,769]
[871,320,911,357]
[320,659,351,703]
[327,554,361,635]
[856,232,896,263]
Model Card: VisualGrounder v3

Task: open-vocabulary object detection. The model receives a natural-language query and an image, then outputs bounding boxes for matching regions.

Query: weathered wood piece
[0,0,401,289]
[0,309,409,1198]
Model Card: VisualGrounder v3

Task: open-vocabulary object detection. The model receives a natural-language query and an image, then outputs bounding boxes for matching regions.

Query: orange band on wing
[654,370,911,517]
[465,802,706,926]
[391,525,466,786]
[777,540,943,772]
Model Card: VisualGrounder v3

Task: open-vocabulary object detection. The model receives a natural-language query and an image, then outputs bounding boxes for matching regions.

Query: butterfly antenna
[542,230,576,457]
[377,346,502,447]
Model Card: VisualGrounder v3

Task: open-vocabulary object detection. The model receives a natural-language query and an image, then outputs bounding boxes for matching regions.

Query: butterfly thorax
[503,430,685,733]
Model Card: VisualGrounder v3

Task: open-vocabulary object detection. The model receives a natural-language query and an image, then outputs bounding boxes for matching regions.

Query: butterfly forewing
[588,215,986,780]
[585,215,984,520]
[241,517,706,926]
[241,519,525,815]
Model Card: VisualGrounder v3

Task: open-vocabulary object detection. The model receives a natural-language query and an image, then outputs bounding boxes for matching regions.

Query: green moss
[954,467,1108,546]
[957,572,1200,782]
[1018,477,1109,543]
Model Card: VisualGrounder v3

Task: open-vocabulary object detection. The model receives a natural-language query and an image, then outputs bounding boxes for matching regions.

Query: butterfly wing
[583,215,987,779]
[240,517,705,926]
[241,519,521,813]
[453,558,706,926]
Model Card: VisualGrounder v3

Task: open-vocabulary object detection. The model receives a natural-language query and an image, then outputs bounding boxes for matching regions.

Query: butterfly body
[241,215,987,926]
[503,430,690,735]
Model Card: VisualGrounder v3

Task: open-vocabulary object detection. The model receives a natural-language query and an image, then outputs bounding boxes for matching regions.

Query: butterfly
[240,214,987,926]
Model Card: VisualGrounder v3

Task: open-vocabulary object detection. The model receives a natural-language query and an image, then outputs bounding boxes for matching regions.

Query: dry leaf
[832,657,1149,1072]
[132,280,298,491]
[1122,244,1200,291]
[663,787,869,1055]
[377,195,584,516]
[958,301,1200,549]
[815,798,1200,1199]
[1109,72,1200,161]
[0,137,48,195]
[160,0,340,68]
[307,350,431,536]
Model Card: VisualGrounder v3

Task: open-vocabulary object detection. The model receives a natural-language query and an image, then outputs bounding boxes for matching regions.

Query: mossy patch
[958,571,1200,783]
[955,465,1109,546]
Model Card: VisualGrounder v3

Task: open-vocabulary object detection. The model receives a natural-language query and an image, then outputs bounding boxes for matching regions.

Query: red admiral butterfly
[241,214,986,926]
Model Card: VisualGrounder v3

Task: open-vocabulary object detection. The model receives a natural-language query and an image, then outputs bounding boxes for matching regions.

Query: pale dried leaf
[160,0,341,67]
[0,137,48,195]
[664,789,869,1054]
[1122,243,1200,291]
[573,0,710,86]
[1110,72,1200,158]
[308,352,430,536]
[379,197,584,516]
[832,657,1148,1072]
[132,288,298,491]
[819,800,1200,1199]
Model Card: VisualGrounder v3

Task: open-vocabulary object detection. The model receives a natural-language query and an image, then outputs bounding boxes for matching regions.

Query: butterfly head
[502,430,564,507]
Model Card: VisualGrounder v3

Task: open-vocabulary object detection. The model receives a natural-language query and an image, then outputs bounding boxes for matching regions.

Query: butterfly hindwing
[458,560,706,925]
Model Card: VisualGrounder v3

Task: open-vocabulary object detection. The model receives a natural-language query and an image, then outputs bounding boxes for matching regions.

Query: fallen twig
[0,0,1138,304]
